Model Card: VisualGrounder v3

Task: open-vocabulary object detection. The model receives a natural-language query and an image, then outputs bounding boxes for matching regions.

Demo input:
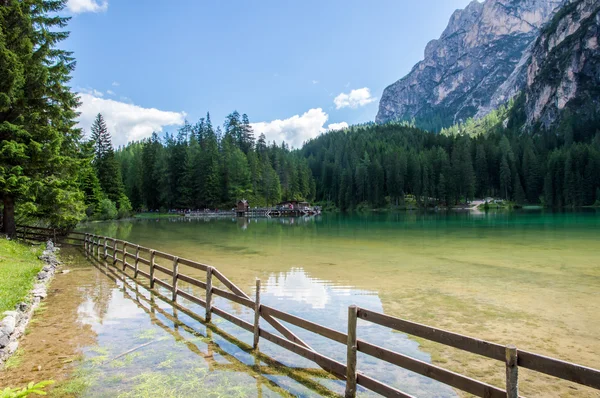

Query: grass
[3,348,24,370]
[0,239,44,313]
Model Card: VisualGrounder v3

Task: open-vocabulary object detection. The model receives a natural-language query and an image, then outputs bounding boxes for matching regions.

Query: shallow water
[2,210,599,397]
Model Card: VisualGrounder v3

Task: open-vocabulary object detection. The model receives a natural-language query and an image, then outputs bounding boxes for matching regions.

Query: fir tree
[0,0,84,234]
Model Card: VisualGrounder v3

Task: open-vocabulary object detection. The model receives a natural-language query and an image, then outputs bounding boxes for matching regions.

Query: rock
[525,0,600,128]
[6,341,18,354]
[0,333,9,348]
[37,271,48,280]
[0,316,16,335]
[32,288,47,299]
[376,0,564,128]
[3,311,18,318]
[61,269,70,274]
[16,302,28,312]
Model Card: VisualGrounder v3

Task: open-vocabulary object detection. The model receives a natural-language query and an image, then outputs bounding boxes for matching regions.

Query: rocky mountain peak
[376,0,563,130]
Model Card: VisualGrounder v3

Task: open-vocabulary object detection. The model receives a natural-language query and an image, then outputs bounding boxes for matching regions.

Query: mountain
[525,0,600,129]
[376,0,563,130]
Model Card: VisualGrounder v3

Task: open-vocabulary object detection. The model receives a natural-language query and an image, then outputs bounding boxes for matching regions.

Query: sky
[65,0,473,147]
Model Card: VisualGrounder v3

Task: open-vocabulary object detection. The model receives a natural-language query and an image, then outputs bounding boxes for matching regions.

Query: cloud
[251,108,346,148]
[112,81,120,87]
[333,87,377,109]
[327,122,349,131]
[106,90,115,96]
[77,92,186,147]
[312,80,319,85]
[66,0,108,13]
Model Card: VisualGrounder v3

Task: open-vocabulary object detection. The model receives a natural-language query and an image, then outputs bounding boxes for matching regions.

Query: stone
[3,311,18,318]
[32,288,47,299]
[0,316,16,335]
[61,269,70,274]
[0,333,9,348]
[6,341,18,354]
[16,302,28,312]
[37,271,48,280]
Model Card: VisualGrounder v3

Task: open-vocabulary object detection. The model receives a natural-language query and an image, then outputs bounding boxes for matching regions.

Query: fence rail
[36,229,600,397]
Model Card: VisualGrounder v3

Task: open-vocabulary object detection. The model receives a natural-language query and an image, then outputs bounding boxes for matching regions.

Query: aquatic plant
[0,381,54,398]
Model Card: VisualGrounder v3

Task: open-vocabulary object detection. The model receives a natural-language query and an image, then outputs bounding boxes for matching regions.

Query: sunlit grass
[0,239,44,313]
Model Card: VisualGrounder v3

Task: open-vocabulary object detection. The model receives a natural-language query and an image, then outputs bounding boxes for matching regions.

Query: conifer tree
[0,0,84,234]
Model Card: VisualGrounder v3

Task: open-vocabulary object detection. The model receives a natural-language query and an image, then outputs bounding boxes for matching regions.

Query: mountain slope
[525,0,600,129]
[376,0,562,130]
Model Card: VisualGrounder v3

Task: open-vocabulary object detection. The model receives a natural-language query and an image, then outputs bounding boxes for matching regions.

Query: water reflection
[264,268,346,309]
[68,253,457,397]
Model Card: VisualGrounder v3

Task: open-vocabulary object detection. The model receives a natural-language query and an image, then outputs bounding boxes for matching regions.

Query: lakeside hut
[236,199,249,216]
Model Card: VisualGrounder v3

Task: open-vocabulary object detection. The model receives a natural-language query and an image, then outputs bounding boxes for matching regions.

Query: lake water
[2,211,599,397]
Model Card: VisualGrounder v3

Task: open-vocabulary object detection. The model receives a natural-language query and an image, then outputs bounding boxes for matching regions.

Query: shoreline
[0,241,61,367]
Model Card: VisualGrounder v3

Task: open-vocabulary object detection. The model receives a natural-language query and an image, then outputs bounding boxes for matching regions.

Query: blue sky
[65,0,473,147]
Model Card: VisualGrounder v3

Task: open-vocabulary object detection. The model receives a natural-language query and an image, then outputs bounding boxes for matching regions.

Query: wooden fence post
[122,242,128,271]
[206,266,213,322]
[112,240,117,266]
[149,250,156,289]
[134,245,140,278]
[84,234,88,253]
[253,279,261,349]
[506,345,519,398]
[103,238,107,261]
[53,228,57,243]
[345,305,358,398]
[172,256,179,302]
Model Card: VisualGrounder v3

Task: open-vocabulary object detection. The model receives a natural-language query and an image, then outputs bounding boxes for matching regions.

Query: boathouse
[236,199,249,216]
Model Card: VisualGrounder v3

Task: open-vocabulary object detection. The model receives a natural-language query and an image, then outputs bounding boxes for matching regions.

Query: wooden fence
[17,227,600,397]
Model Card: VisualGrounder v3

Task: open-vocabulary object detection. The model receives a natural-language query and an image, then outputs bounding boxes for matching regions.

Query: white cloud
[77,92,186,147]
[333,87,377,109]
[312,80,319,85]
[327,122,349,131]
[112,81,120,87]
[251,108,346,148]
[66,0,108,13]
[106,90,115,96]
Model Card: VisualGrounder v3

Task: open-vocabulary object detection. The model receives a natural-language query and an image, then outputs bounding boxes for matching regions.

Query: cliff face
[525,0,600,128]
[376,0,562,129]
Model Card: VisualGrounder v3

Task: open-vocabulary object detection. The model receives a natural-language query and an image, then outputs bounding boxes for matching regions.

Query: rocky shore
[0,241,61,367]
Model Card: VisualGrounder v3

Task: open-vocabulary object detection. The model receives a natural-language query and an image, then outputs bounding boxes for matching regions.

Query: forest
[105,99,600,214]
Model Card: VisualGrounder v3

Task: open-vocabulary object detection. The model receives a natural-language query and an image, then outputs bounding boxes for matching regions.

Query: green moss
[0,239,44,313]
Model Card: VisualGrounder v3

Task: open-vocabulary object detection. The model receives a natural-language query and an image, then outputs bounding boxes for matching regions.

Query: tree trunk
[2,195,16,237]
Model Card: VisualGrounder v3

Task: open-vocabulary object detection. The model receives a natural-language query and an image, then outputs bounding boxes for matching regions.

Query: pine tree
[90,113,126,208]
[1,0,84,234]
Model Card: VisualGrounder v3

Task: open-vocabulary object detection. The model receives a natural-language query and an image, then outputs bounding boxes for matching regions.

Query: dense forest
[112,111,314,213]
[107,99,600,214]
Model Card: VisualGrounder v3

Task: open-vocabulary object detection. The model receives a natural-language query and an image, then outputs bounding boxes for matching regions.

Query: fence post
[205,266,213,322]
[172,257,179,302]
[149,250,156,289]
[84,234,88,253]
[345,305,358,398]
[103,238,107,260]
[122,242,128,271]
[253,279,261,349]
[112,240,117,266]
[53,228,57,244]
[134,245,140,278]
[506,345,519,398]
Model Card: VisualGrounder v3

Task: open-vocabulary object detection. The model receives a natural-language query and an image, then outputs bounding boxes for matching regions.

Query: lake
[2,210,599,397]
